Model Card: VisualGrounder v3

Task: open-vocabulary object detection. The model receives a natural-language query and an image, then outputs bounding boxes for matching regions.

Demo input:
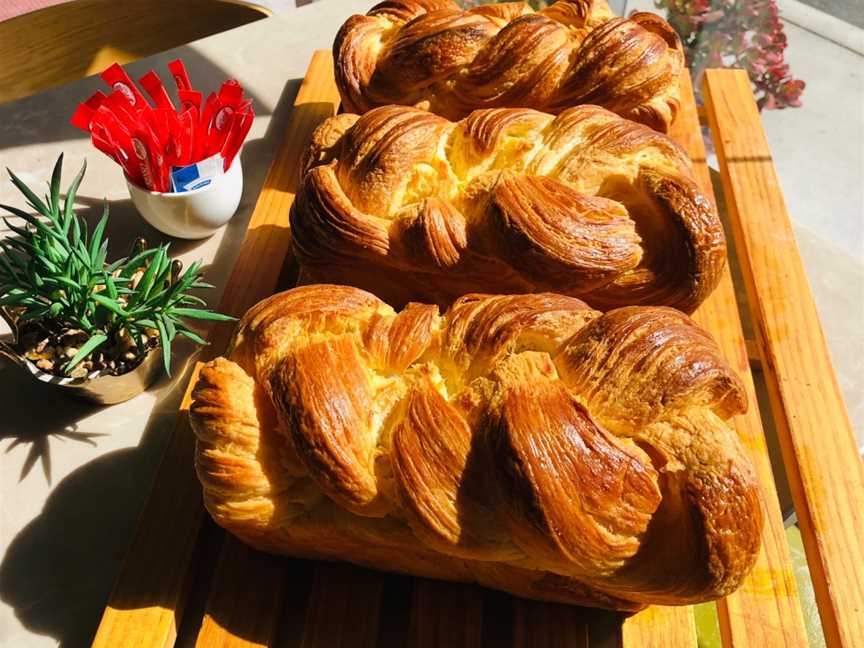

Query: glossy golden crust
[334,0,683,130]
[190,285,762,610]
[291,105,725,313]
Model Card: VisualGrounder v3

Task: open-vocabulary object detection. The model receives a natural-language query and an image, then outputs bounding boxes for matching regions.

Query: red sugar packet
[160,109,184,167]
[218,79,243,106]
[101,63,150,116]
[221,106,254,171]
[91,107,141,184]
[176,108,197,167]
[69,91,107,132]
[178,89,202,114]
[195,93,220,163]
[102,90,142,132]
[131,125,170,193]
[167,59,193,93]
[139,70,175,112]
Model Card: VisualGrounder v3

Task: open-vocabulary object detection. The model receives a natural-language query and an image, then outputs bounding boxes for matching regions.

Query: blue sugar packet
[170,154,224,193]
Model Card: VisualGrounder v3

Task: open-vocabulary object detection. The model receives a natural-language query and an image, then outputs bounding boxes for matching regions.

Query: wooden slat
[299,564,384,648]
[91,50,341,648]
[512,600,588,648]
[407,580,483,648]
[91,369,205,648]
[621,607,696,648]
[672,72,809,648]
[745,339,762,368]
[704,69,864,648]
[194,537,286,647]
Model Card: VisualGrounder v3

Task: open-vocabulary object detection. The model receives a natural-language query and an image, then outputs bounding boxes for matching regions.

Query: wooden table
[0,2,861,647]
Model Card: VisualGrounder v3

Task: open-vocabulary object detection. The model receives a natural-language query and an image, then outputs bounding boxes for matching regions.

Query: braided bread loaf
[190,285,762,610]
[292,104,725,313]
[334,0,684,130]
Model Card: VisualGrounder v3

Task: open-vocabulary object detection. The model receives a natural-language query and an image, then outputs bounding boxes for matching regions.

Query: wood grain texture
[704,68,864,648]
[673,71,810,648]
[0,0,268,104]
[300,564,384,648]
[194,536,286,648]
[513,599,589,648]
[91,367,205,648]
[408,580,483,648]
[621,606,696,648]
[91,50,341,648]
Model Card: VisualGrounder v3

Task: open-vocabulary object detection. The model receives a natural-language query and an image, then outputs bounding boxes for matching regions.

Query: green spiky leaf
[119,247,159,278]
[155,317,172,376]
[105,257,126,274]
[89,205,109,262]
[168,307,236,321]
[133,246,164,303]
[103,273,118,300]
[65,333,108,372]
[6,167,49,216]
[91,292,129,317]
[177,327,208,345]
[49,154,63,219]
[63,160,87,233]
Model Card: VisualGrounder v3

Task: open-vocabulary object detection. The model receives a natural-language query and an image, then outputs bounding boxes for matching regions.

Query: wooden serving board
[91,52,863,648]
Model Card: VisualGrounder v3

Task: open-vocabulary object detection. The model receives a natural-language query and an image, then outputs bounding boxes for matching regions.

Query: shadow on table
[0,363,188,647]
[0,68,308,646]
[0,370,106,484]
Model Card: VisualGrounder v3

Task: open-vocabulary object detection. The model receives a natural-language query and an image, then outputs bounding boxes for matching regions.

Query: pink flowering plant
[655,0,805,109]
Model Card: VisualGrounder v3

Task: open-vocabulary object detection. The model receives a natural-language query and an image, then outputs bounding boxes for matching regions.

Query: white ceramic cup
[126,156,243,239]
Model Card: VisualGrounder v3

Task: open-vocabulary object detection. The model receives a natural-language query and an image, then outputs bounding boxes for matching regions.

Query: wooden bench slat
[622,606,696,648]
[91,387,205,648]
[668,73,810,648]
[512,600,588,648]
[90,50,341,648]
[407,580,484,648]
[704,68,864,648]
[194,536,287,647]
[299,564,384,648]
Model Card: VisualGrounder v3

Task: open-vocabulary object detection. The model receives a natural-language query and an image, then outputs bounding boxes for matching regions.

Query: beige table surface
[0,2,374,645]
[0,2,860,647]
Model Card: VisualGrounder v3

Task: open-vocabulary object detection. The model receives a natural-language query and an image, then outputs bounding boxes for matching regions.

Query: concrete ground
[761,6,864,447]
[799,0,863,29]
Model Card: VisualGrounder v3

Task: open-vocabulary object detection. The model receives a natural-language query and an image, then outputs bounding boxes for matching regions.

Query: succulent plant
[0,154,234,378]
